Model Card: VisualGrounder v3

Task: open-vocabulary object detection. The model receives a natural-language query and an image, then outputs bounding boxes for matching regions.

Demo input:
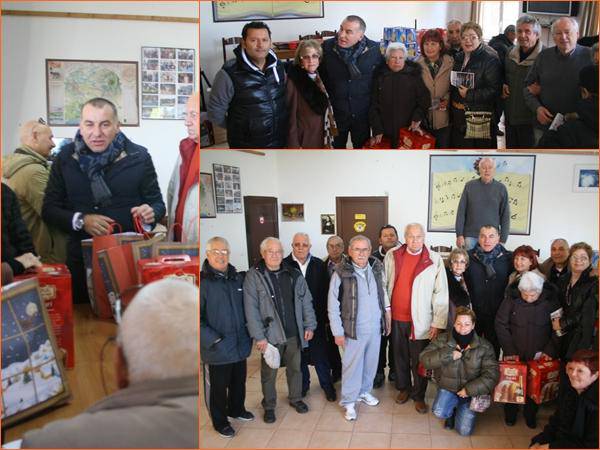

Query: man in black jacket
[208,21,287,148]
[1,183,41,278]
[42,97,165,304]
[201,236,254,438]
[284,232,336,401]
[464,225,512,357]
[320,15,384,148]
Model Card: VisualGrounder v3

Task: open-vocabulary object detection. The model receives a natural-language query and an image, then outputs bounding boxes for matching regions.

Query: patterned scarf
[333,37,368,80]
[425,58,441,79]
[74,130,127,207]
[473,243,505,279]
[314,74,338,148]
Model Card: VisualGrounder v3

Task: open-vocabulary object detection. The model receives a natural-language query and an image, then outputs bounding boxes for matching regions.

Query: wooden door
[336,196,388,251]
[244,196,279,268]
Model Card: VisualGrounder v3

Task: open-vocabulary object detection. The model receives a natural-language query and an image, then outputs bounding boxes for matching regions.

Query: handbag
[464,109,492,140]
[469,394,491,412]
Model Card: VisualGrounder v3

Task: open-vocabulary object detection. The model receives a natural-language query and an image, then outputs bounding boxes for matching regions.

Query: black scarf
[74,130,127,207]
[473,243,505,279]
[334,37,368,80]
[453,328,475,350]
[287,65,329,115]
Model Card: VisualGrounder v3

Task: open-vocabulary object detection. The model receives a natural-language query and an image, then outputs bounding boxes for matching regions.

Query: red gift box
[527,359,560,404]
[15,264,74,368]
[398,128,436,149]
[137,255,199,286]
[363,137,392,149]
[494,359,527,404]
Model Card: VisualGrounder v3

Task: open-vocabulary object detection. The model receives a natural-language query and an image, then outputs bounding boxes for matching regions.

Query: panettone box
[398,127,436,149]
[493,360,527,404]
[527,358,560,404]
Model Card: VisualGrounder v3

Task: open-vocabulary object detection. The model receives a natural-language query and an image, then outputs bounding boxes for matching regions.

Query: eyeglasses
[183,111,199,120]
[301,54,320,61]
[452,259,467,265]
[293,243,310,248]
[351,248,370,254]
[208,249,229,256]
[572,256,590,262]
[461,34,479,41]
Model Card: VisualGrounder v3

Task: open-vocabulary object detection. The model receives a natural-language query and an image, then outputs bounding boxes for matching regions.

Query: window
[480,1,521,41]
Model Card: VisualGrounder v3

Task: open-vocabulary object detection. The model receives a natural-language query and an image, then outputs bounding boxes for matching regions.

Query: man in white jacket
[167,94,199,243]
[384,223,448,414]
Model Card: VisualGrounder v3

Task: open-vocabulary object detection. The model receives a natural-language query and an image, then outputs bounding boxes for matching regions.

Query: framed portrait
[1,278,71,427]
[428,154,536,235]
[46,59,139,126]
[572,164,599,193]
[281,203,304,222]
[213,164,242,214]
[212,1,324,22]
[321,214,335,234]
[200,172,217,218]
[141,47,195,120]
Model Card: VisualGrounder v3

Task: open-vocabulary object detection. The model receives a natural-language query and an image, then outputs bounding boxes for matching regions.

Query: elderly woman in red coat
[286,40,337,148]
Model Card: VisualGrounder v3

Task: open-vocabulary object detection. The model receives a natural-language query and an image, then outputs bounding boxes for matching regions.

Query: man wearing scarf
[464,225,513,357]
[208,21,287,148]
[320,15,384,149]
[167,94,198,243]
[42,97,165,304]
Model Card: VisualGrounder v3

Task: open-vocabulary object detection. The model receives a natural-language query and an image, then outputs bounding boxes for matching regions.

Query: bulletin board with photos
[212,164,242,214]
[141,47,195,120]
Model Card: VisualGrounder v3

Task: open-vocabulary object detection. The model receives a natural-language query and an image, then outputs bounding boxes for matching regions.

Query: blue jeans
[432,388,477,436]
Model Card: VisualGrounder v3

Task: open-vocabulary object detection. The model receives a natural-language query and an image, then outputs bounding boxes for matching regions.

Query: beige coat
[416,54,453,130]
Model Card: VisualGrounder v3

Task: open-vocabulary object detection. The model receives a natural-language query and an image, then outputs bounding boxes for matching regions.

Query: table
[3,304,118,443]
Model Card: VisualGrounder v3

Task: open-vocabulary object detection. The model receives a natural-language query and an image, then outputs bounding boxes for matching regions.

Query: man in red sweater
[383,223,449,414]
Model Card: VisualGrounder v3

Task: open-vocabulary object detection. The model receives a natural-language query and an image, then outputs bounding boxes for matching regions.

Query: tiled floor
[200,350,554,449]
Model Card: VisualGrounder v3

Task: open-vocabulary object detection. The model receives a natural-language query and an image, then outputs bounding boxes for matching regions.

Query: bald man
[2,120,67,263]
[167,94,199,243]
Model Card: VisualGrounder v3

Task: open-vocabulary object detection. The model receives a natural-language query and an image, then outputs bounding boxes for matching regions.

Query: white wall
[201,150,599,271]
[1,1,199,194]
[200,0,472,83]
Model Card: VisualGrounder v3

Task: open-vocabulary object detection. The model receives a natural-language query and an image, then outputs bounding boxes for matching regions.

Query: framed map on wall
[46,59,139,126]
[428,155,536,235]
[212,1,324,22]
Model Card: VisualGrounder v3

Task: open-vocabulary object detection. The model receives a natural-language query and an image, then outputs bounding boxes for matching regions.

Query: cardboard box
[399,128,436,149]
[494,360,527,404]
[527,359,560,404]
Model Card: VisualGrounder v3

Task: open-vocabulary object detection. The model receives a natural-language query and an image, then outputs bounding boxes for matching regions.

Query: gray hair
[551,238,569,248]
[118,279,198,383]
[551,17,579,35]
[504,25,516,34]
[292,232,311,244]
[327,235,344,246]
[404,222,425,237]
[518,271,545,294]
[344,15,366,32]
[259,236,282,254]
[385,42,407,60]
[447,19,462,28]
[479,157,496,169]
[206,236,230,251]
[517,14,541,36]
[348,234,371,249]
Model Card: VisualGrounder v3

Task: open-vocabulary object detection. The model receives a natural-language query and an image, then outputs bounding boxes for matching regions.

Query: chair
[222,37,242,63]
[430,245,452,253]
[319,30,337,39]
[299,33,321,40]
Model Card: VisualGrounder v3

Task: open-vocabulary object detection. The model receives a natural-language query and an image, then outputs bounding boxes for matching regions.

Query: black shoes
[264,410,276,423]
[289,400,309,413]
[216,424,235,438]
[525,416,537,429]
[373,373,384,389]
[325,389,337,402]
[232,410,255,421]
[444,414,455,430]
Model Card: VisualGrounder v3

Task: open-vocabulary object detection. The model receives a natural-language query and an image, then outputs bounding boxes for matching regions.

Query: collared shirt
[292,253,311,278]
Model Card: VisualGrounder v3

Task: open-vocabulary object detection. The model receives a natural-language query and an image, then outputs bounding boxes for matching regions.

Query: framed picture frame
[1,278,71,427]
[321,214,335,234]
[46,59,139,126]
[428,154,536,235]
[141,47,195,120]
[212,1,324,22]
[572,164,599,193]
[200,172,217,218]
[212,164,242,214]
[281,203,304,222]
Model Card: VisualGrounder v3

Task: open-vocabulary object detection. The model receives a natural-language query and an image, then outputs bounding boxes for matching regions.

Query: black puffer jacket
[223,45,287,148]
[537,97,599,149]
[446,267,471,331]
[320,37,384,127]
[557,266,599,359]
[451,44,503,113]
[530,380,598,449]
[495,282,560,361]
[200,260,252,365]
[464,246,513,318]
[420,332,499,396]
[2,183,36,275]
[369,61,431,148]
[488,33,513,69]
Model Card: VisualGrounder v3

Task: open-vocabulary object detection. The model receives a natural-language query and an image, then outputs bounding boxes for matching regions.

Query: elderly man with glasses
[201,236,254,438]
[244,237,317,424]
[283,232,337,402]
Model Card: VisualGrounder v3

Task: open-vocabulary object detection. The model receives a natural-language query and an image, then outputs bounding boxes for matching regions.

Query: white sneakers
[344,403,357,421]
[358,392,380,406]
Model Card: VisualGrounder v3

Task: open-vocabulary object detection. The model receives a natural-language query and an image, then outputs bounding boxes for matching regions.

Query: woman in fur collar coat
[286,40,337,148]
